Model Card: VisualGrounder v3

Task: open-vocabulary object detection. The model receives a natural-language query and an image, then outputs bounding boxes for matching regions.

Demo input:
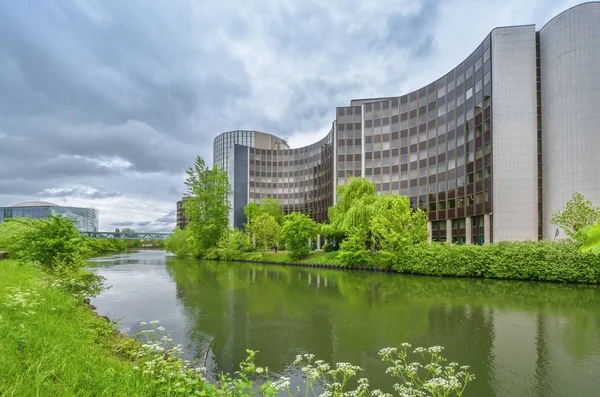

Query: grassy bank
[0,259,156,395]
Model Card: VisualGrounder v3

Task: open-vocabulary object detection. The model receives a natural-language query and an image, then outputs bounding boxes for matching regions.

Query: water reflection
[91,251,600,397]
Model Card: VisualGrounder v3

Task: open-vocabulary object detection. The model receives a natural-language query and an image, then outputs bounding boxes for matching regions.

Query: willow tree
[323,177,377,251]
[183,156,232,258]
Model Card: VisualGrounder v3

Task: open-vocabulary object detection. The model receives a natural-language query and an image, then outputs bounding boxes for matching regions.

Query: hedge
[393,241,600,283]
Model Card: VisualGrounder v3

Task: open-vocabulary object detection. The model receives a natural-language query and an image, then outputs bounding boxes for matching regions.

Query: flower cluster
[131,321,214,395]
[127,322,474,397]
[3,287,43,316]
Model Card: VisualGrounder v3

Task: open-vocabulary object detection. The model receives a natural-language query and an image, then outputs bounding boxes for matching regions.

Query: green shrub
[393,241,600,283]
[165,228,190,257]
[86,238,126,256]
[337,228,372,267]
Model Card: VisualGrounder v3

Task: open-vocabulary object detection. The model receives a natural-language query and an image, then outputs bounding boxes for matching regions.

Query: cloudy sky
[0,0,580,231]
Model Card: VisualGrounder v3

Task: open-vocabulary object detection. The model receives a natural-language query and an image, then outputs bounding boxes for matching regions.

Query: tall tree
[323,177,377,250]
[243,198,285,225]
[184,156,232,258]
[550,192,600,238]
[249,213,280,258]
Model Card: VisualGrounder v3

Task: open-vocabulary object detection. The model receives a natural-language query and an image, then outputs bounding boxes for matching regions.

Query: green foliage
[215,228,251,260]
[165,228,191,257]
[0,218,38,259]
[86,238,126,256]
[371,195,429,253]
[394,241,600,283]
[243,198,285,234]
[337,227,372,267]
[183,156,232,258]
[20,215,90,272]
[328,177,377,236]
[249,213,281,258]
[550,192,600,238]
[577,221,600,255]
[281,212,318,260]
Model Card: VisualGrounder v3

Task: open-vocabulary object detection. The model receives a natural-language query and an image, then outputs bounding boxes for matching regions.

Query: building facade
[0,201,99,232]
[224,3,600,243]
[176,197,190,230]
[177,130,291,229]
[213,130,290,175]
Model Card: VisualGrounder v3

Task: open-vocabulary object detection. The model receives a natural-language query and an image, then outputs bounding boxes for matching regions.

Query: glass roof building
[0,201,99,232]
[221,3,600,243]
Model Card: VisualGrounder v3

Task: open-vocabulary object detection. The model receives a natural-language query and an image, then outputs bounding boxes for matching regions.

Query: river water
[90,250,600,396]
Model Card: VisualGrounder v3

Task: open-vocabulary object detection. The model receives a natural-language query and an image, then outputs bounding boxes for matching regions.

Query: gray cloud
[0,0,573,230]
[38,187,121,200]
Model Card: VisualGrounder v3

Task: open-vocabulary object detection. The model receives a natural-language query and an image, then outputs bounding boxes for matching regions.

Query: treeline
[165,157,430,263]
[166,155,600,284]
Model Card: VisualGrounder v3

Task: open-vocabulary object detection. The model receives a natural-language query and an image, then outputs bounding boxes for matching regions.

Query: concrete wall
[540,3,600,239]
[491,25,539,241]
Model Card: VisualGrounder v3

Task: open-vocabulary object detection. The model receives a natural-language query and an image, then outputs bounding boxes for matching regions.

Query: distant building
[176,197,191,230]
[0,201,99,232]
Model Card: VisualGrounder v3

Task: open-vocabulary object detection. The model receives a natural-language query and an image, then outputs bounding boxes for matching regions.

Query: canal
[90,250,600,396]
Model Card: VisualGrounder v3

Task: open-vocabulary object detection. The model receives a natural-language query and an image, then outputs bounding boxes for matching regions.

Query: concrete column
[317,234,321,250]
[484,214,491,244]
[427,221,432,243]
[446,219,452,242]
[465,217,472,245]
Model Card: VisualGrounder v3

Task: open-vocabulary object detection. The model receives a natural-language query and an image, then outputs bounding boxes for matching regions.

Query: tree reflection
[164,258,600,396]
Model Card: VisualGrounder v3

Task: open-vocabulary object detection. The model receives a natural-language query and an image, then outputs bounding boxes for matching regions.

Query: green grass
[0,260,157,396]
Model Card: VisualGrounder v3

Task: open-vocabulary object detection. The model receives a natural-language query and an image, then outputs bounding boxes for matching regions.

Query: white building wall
[540,3,600,239]
[491,26,539,241]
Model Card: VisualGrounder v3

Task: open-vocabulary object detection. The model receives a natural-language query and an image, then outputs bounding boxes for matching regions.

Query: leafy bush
[0,215,106,296]
[0,218,38,259]
[281,212,318,260]
[165,228,191,257]
[337,227,372,267]
[86,238,126,256]
[393,241,600,283]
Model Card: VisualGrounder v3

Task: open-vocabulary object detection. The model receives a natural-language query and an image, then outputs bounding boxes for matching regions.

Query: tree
[258,198,285,225]
[550,193,600,238]
[184,156,232,257]
[243,198,285,226]
[216,228,251,260]
[165,228,190,257]
[323,177,377,250]
[371,195,429,252]
[243,202,260,225]
[281,212,318,260]
[249,213,280,258]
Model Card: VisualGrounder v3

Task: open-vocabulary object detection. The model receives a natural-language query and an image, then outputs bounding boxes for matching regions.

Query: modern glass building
[223,3,600,243]
[228,126,334,228]
[0,201,99,232]
[213,130,290,174]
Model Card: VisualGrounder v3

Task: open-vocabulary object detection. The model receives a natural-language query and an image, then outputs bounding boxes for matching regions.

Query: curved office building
[213,130,290,174]
[222,3,600,242]
[229,126,334,228]
[540,3,600,239]
[0,201,99,232]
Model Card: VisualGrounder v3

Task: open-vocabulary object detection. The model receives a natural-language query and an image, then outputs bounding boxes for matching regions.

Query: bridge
[82,231,171,240]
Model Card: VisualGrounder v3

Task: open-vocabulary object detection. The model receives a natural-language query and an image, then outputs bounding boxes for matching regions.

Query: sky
[0,0,582,232]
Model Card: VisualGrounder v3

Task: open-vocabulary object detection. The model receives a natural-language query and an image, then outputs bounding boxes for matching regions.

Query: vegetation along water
[90,250,600,397]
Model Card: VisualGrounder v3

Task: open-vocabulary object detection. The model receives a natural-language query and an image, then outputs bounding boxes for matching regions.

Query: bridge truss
[82,231,171,240]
